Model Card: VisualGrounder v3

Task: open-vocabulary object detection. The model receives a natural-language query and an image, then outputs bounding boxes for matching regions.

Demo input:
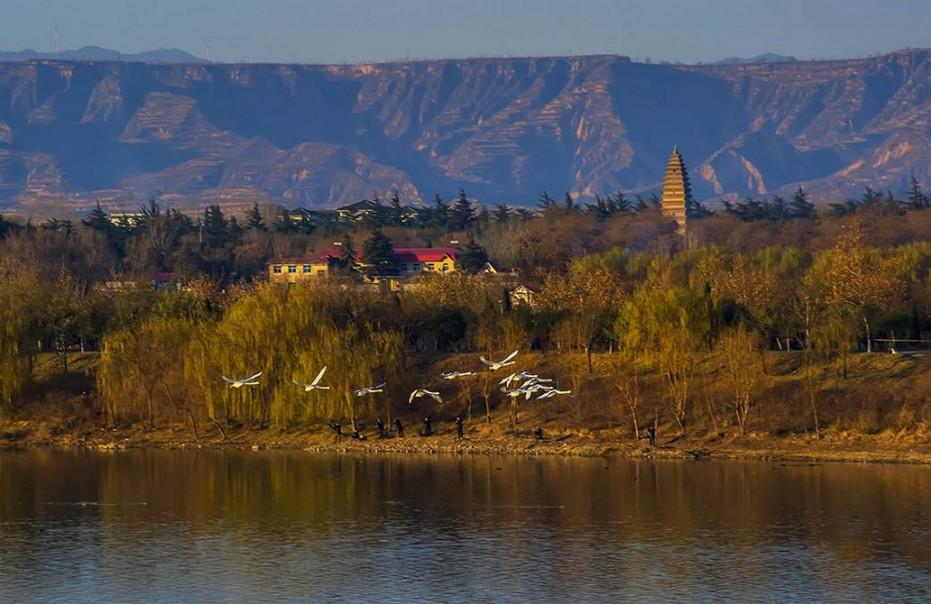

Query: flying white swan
[221,371,262,388]
[440,371,477,380]
[521,383,552,400]
[408,389,443,405]
[537,388,572,400]
[480,350,518,371]
[353,383,386,397]
[293,366,330,392]
[499,371,538,389]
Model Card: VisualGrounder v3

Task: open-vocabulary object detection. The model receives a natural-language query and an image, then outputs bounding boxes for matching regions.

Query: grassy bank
[2,350,930,464]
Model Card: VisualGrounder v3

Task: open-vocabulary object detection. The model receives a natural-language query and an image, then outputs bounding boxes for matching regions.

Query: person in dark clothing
[329,422,342,443]
[455,416,464,440]
[376,418,386,439]
[351,420,366,441]
[394,418,405,438]
[533,426,544,441]
[421,416,433,437]
[646,425,656,447]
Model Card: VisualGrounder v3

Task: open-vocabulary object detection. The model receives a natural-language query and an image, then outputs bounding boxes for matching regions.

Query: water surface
[1,450,929,603]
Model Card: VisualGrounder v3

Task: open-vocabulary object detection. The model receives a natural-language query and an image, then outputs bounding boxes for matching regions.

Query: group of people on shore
[325,418,658,447]
[327,415,467,443]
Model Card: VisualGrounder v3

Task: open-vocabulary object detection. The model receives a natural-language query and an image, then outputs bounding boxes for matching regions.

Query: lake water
[0,450,929,603]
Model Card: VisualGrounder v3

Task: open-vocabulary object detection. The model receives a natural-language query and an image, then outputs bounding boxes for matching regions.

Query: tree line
[1,183,930,438]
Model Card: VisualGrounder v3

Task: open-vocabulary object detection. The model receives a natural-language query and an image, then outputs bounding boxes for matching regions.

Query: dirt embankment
[3,414,931,465]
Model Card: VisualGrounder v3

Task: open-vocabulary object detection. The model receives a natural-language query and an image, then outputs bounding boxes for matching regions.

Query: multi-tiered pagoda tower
[661,145,691,236]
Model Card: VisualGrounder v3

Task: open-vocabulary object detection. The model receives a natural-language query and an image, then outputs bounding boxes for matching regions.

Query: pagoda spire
[661,145,691,236]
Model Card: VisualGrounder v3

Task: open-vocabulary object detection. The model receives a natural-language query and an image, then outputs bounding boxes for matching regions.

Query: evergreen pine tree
[338,233,357,270]
[907,175,930,209]
[564,192,576,211]
[449,189,475,231]
[586,194,610,221]
[789,187,817,220]
[431,194,449,228]
[612,191,631,213]
[494,204,511,223]
[686,198,712,219]
[537,191,557,212]
[765,195,789,222]
[245,203,267,231]
[201,205,229,248]
[362,229,396,276]
[83,201,111,232]
[860,186,882,207]
[0,213,10,239]
[389,190,404,226]
[458,238,490,273]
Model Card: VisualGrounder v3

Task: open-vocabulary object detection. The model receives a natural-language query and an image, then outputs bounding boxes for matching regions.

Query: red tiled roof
[393,247,459,263]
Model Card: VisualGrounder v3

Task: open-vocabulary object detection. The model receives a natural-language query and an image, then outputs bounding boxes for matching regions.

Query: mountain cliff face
[1,50,930,213]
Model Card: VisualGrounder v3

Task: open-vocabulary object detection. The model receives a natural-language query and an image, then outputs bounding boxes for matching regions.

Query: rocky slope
[0,49,930,213]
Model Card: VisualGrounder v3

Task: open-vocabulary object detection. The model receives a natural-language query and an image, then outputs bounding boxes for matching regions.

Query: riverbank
[3,414,931,464]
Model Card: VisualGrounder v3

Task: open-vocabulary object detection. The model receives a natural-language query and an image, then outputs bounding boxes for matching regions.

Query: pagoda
[661,145,691,235]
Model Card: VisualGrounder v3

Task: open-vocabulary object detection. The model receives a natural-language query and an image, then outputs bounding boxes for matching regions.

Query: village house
[267,257,333,283]
[267,247,461,282]
[394,247,459,275]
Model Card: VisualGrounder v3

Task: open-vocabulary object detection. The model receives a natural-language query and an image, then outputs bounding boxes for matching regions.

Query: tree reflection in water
[0,450,929,602]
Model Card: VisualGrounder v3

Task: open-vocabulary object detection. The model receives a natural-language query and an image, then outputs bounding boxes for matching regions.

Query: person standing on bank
[394,418,405,438]
[329,422,342,443]
[376,417,386,439]
[421,416,433,437]
[455,416,464,440]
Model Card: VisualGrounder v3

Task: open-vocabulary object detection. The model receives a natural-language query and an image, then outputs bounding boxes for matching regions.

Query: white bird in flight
[537,388,572,400]
[408,389,443,405]
[499,371,547,389]
[521,383,552,400]
[293,366,330,392]
[440,371,476,380]
[221,371,262,388]
[480,350,518,371]
[353,383,386,397]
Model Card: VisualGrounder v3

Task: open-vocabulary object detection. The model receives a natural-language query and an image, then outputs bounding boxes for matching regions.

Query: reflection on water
[1,450,929,603]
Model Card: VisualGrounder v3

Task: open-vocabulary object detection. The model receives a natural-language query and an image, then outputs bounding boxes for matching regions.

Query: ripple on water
[0,451,929,603]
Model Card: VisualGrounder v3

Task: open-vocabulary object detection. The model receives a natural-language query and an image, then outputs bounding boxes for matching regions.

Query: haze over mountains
[0,48,930,214]
[0,46,206,64]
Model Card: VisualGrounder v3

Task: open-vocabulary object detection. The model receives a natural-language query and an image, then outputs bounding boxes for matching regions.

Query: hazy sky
[2,0,929,63]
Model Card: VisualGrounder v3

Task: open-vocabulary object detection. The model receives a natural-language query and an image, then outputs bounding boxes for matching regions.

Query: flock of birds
[220,350,572,408]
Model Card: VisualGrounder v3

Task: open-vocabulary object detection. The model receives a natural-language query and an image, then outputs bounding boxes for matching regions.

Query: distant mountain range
[0,48,930,215]
[713,53,797,65]
[0,46,207,64]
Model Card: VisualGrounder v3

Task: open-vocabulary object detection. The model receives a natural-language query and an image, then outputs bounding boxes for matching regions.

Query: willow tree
[820,221,905,354]
[98,316,194,426]
[0,264,40,411]
[178,282,404,428]
[716,326,762,436]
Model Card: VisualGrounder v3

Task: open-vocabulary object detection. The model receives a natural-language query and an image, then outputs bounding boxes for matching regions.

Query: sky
[1,0,930,64]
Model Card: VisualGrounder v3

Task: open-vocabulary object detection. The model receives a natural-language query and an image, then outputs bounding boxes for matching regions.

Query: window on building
[441,263,449,272]
[273,265,282,273]
[303,265,312,273]
[288,265,297,273]
[413,263,421,271]
[426,263,435,271]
